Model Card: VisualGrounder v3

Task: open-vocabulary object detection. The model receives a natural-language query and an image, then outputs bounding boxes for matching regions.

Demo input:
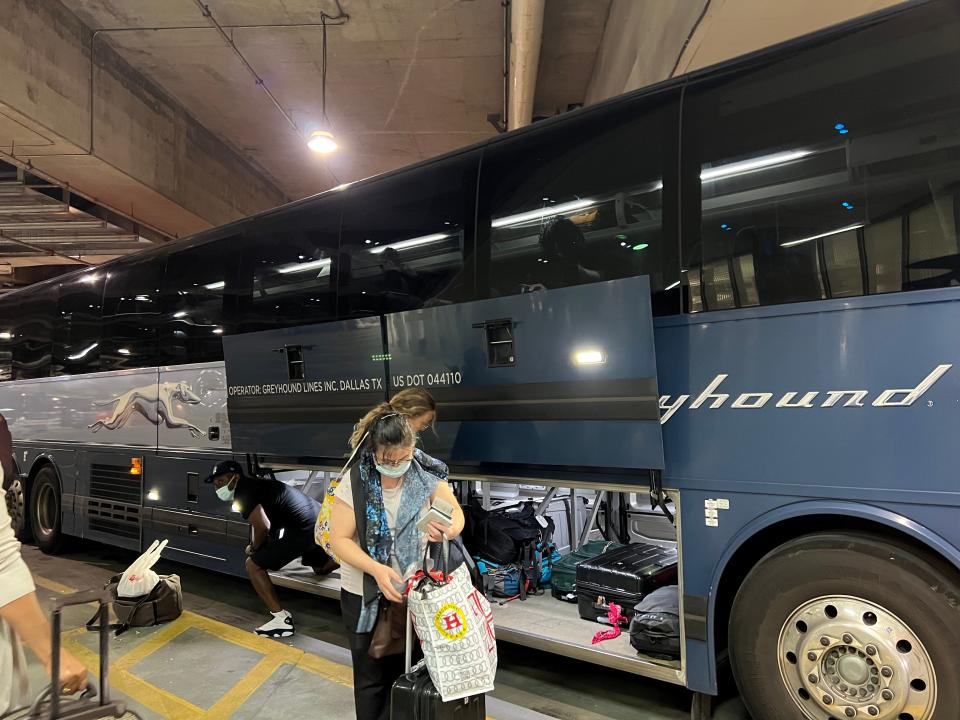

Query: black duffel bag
[629,585,681,660]
[87,573,183,636]
[462,500,554,565]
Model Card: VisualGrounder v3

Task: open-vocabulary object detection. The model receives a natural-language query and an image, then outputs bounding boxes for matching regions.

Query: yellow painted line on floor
[34,574,80,595]
[202,654,287,720]
[36,573,497,720]
[61,631,204,720]
[112,618,193,673]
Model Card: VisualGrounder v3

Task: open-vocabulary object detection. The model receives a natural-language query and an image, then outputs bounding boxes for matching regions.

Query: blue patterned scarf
[356,448,448,632]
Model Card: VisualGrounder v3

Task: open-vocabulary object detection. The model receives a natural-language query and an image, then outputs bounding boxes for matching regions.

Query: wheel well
[712,514,959,655]
[27,458,60,497]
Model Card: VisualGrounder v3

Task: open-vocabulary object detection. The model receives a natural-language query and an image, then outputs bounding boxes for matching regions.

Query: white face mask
[376,459,411,478]
[216,478,236,502]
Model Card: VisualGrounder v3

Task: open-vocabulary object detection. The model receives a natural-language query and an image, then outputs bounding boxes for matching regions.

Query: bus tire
[30,466,64,554]
[5,475,30,540]
[729,531,960,720]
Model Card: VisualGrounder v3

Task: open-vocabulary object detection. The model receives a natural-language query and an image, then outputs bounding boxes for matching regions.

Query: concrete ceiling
[0,0,908,287]
[61,0,611,201]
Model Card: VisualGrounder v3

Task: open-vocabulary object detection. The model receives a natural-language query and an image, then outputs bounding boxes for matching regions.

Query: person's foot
[312,558,340,576]
[255,610,294,638]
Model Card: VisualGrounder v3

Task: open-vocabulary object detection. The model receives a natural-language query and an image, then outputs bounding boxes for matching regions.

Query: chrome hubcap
[778,595,936,720]
[4,479,25,532]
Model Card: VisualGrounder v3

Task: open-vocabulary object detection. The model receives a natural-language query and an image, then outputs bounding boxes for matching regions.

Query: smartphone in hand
[416,497,455,534]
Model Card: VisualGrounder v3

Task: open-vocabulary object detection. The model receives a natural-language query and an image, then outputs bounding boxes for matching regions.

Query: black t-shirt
[233,476,319,537]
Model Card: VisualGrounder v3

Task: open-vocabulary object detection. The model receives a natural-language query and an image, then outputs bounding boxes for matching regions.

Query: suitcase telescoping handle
[50,589,113,719]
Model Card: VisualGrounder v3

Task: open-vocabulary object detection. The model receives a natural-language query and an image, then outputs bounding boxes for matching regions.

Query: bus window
[476,91,680,316]
[236,207,339,334]
[0,296,11,381]
[54,270,104,375]
[864,217,902,294]
[101,253,165,370]
[12,284,56,380]
[338,152,478,318]
[160,241,236,365]
[682,3,960,311]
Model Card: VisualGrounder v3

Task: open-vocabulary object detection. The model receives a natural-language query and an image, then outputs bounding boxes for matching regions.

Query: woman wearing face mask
[329,407,464,720]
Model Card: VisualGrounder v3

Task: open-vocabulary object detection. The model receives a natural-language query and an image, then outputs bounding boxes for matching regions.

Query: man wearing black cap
[206,460,337,637]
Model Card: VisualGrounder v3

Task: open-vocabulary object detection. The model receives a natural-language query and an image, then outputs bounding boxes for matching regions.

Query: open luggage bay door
[223,276,663,473]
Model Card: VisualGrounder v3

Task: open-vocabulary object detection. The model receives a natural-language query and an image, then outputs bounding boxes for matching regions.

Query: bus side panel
[157,363,234,454]
[655,294,960,517]
[0,369,160,448]
[143,455,248,576]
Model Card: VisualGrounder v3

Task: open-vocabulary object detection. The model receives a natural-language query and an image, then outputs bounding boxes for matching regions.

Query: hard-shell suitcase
[390,587,486,719]
[3,588,133,720]
[576,542,678,623]
[550,540,623,602]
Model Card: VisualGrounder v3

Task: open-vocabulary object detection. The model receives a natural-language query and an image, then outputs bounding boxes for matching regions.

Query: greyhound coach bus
[4,1,960,717]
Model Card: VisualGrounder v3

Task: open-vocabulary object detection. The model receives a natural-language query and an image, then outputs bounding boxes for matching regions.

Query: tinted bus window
[161,240,237,364]
[101,254,165,369]
[0,296,12,381]
[681,2,960,311]
[54,270,104,375]
[476,92,680,316]
[237,202,339,333]
[12,284,56,380]
[338,152,479,318]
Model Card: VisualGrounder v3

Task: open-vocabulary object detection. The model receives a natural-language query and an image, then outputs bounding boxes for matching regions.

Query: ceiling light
[67,342,98,361]
[700,150,812,182]
[308,129,338,154]
[213,328,223,335]
[0,332,11,340]
[277,258,332,274]
[173,311,188,318]
[665,280,681,291]
[204,281,225,290]
[118,348,131,356]
[369,233,449,254]
[492,198,596,229]
[780,223,864,248]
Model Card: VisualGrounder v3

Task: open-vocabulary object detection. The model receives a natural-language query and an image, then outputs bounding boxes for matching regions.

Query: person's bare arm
[0,593,87,693]
[246,504,271,555]
[329,498,403,602]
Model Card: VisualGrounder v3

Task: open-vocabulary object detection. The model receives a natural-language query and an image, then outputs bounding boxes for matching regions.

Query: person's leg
[341,592,405,720]
[248,541,298,637]
[245,556,282,612]
[301,541,339,575]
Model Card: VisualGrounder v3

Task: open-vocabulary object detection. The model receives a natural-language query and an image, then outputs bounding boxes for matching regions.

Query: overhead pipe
[507,0,545,131]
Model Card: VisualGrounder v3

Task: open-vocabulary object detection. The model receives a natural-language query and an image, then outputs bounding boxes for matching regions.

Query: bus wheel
[5,475,30,540]
[729,532,959,720]
[30,467,63,554]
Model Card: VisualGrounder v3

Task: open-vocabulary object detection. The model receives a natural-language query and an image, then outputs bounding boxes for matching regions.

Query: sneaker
[255,610,294,638]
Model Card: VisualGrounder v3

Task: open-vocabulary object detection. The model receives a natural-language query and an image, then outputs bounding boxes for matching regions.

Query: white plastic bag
[407,564,497,702]
[117,539,168,598]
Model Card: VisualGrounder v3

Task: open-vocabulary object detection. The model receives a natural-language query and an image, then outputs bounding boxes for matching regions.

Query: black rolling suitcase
[390,605,485,719]
[3,588,134,720]
[576,542,678,623]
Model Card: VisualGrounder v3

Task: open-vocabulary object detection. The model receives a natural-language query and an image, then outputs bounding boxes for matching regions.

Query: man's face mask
[215,476,236,502]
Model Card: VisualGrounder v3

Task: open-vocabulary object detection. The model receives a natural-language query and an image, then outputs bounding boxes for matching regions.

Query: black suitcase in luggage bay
[576,542,678,623]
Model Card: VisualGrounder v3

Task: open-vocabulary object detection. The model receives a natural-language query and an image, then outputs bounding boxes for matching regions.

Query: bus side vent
[90,463,141,505]
[87,500,140,540]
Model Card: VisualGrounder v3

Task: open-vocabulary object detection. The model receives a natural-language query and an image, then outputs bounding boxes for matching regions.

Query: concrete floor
[20,540,750,720]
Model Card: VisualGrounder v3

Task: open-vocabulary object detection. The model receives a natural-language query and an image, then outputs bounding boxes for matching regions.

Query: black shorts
[251,531,331,571]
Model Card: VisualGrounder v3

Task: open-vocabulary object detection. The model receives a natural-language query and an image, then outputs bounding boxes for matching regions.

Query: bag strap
[86,591,155,637]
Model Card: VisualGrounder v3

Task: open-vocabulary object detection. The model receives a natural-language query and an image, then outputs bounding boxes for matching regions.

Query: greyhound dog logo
[89,382,206,438]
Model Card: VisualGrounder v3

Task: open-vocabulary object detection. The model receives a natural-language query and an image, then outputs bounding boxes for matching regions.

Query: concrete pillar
[0,0,287,239]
